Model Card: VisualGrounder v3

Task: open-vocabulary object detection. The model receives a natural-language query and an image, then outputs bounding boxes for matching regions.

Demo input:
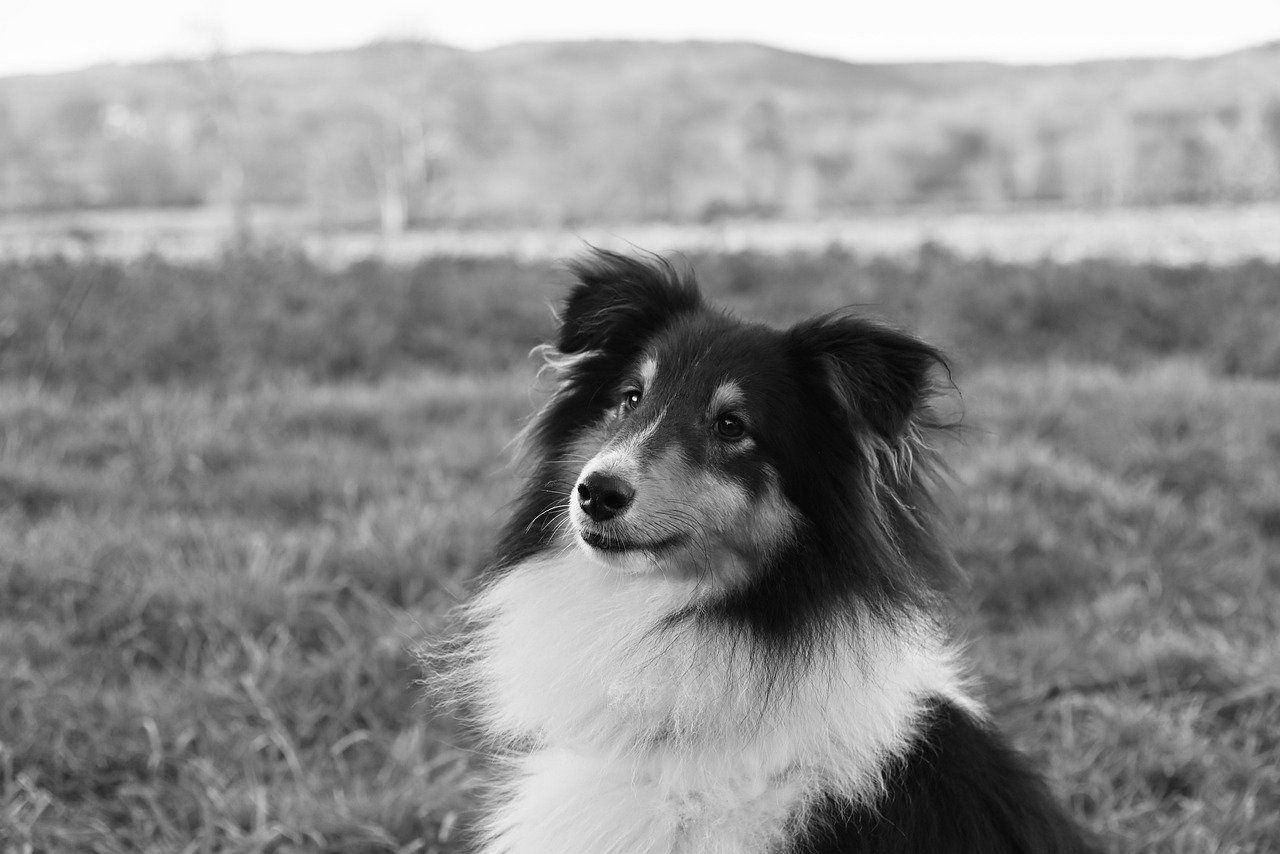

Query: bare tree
[365,111,435,239]
[184,17,252,248]
[207,50,252,246]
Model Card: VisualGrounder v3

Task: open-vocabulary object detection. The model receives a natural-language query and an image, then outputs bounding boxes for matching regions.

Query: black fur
[696,309,959,650]
[789,312,948,441]
[559,250,702,357]
[793,700,1100,853]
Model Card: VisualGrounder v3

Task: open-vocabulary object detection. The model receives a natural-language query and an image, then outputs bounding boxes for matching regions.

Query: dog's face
[568,316,801,580]
[503,250,949,610]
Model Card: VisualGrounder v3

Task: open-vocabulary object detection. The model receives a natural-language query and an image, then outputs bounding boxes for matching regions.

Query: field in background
[5,203,1280,266]
[1,249,1278,852]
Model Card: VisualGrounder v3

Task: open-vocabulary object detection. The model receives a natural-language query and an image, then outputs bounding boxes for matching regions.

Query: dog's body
[453,251,1098,853]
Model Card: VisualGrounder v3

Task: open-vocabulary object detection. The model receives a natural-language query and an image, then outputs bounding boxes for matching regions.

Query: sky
[3,0,1280,77]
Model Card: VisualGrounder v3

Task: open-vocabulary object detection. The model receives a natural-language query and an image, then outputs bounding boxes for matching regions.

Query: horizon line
[3,34,1278,82]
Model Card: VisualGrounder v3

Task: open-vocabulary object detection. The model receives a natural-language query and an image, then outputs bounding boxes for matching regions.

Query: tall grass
[1,248,1277,851]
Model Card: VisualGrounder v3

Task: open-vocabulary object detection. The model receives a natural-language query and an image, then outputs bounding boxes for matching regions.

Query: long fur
[438,249,1099,854]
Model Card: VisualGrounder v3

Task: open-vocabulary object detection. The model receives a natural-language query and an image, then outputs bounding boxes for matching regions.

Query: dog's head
[500,250,955,625]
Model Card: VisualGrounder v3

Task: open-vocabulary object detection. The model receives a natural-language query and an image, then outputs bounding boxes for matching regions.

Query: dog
[449,249,1100,853]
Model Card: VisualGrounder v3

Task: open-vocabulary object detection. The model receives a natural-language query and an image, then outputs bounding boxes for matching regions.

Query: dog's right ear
[559,250,702,356]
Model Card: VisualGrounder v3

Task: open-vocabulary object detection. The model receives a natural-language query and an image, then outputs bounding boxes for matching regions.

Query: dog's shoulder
[791,699,1102,854]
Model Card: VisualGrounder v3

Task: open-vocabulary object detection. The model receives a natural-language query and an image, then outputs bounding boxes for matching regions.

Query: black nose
[576,472,636,522]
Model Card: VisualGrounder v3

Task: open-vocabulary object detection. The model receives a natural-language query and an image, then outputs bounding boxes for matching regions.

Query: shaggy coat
[451,250,1099,854]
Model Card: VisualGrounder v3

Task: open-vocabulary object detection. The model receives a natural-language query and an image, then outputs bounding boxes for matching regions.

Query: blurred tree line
[2,40,1280,228]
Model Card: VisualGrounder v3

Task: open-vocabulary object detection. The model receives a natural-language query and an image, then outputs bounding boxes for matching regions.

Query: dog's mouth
[579,528,686,554]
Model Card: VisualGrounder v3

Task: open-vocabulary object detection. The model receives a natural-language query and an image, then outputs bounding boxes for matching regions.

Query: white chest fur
[462,553,973,854]
[484,747,808,854]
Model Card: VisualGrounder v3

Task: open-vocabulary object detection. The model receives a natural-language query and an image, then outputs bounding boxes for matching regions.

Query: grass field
[1,248,1278,852]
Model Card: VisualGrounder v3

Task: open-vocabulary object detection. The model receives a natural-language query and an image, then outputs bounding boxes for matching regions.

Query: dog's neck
[465,550,976,802]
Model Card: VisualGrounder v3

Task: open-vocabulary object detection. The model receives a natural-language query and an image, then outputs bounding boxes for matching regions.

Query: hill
[2,39,1280,226]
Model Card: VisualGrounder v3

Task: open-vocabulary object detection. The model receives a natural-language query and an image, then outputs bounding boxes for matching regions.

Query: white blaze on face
[578,409,662,484]
[579,353,661,486]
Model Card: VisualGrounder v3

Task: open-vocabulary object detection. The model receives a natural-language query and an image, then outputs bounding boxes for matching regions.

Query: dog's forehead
[642,318,783,401]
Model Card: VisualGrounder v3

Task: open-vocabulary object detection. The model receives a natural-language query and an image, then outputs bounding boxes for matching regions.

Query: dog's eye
[714,415,746,441]
[619,389,642,414]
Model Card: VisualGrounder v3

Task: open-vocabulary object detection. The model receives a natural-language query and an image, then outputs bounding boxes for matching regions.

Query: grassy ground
[1,249,1278,852]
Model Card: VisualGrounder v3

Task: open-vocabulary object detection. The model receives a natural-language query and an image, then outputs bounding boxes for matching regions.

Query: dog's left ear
[558,250,702,357]
[789,314,947,441]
